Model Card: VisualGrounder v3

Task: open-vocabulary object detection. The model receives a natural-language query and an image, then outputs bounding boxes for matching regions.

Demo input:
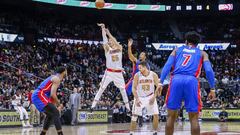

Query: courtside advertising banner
[0,111,30,126]
[183,109,240,120]
[152,43,230,50]
[77,110,108,123]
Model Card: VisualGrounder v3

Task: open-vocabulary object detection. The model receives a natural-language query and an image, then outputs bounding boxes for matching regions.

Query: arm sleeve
[203,61,215,88]
[160,55,175,84]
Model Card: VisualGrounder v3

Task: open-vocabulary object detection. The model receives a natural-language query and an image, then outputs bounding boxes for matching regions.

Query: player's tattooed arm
[128,38,137,63]
[50,76,61,106]
[105,28,122,50]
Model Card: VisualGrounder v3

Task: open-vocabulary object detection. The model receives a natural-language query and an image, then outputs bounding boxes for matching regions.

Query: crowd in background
[0,7,240,124]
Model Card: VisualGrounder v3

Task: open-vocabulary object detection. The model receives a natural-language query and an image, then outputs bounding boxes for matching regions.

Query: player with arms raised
[91,23,130,111]
[129,61,161,135]
[159,31,216,135]
[126,38,149,95]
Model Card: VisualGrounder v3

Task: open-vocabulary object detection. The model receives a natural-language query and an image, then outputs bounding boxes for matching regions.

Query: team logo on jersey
[56,0,67,4]
[139,79,153,84]
[183,48,196,53]
[109,49,121,54]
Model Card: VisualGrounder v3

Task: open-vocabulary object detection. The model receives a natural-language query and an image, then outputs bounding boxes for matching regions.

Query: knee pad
[131,115,137,122]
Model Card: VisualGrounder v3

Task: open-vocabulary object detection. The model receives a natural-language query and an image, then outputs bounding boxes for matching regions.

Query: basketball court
[0,122,239,135]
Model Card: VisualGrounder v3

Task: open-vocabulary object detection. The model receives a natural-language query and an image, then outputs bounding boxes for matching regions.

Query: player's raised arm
[105,28,122,50]
[202,51,216,99]
[128,38,137,63]
[159,49,176,84]
[50,76,61,106]
[97,23,109,53]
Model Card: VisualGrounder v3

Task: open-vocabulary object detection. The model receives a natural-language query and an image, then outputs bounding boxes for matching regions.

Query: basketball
[95,0,105,9]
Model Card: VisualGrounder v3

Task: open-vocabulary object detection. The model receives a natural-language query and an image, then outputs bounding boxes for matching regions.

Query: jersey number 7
[182,54,192,66]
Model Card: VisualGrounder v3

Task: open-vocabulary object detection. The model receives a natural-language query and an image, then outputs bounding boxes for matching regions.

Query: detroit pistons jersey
[32,76,53,112]
[172,45,203,77]
[137,71,155,97]
[105,47,123,70]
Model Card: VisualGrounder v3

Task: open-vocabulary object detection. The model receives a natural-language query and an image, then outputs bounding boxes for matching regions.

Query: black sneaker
[90,107,94,113]
[138,116,143,127]
[153,131,157,135]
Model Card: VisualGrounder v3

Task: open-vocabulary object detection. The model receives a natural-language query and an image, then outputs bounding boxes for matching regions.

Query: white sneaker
[27,124,33,128]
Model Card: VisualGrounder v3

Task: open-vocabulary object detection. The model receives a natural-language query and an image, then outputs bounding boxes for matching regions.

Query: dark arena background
[0,0,239,135]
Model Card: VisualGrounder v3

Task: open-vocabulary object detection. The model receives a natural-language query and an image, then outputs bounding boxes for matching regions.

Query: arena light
[218,4,233,11]
[186,5,192,10]
[196,5,202,10]
[176,6,181,11]
[166,6,171,10]
[0,32,18,42]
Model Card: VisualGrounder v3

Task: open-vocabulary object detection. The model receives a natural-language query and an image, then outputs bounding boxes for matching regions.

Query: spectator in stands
[219,107,228,122]
[69,87,81,126]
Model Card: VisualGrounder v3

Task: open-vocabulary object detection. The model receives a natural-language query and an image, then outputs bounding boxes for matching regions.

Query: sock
[26,120,31,126]
[57,131,63,135]
[40,131,46,135]
[119,88,130,111]
[21,121,26,127]
[91,100,97,108]
[91,87,105,108]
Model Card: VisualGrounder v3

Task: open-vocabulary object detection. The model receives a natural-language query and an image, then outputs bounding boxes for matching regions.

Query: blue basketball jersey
[32,76,53,112]
[172,45,203,77]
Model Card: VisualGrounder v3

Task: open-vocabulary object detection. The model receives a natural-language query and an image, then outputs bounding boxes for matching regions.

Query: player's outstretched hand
[208,89,216,101]
[149,97,155,105]
[128,38,133,47]
[97,23,105,28]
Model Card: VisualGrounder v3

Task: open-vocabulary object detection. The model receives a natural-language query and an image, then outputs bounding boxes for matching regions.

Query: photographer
[219,107,228,122]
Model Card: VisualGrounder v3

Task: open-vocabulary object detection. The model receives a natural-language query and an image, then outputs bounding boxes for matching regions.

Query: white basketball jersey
[15,95,22,104]
[105,47,122,70]
[12,94,22,106]
[137,71,155,97]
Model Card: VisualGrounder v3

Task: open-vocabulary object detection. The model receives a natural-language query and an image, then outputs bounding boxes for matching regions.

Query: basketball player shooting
[130,61,161,135]
[159,31,216,135]
[91,23,130,111]
[32,67,67,135]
